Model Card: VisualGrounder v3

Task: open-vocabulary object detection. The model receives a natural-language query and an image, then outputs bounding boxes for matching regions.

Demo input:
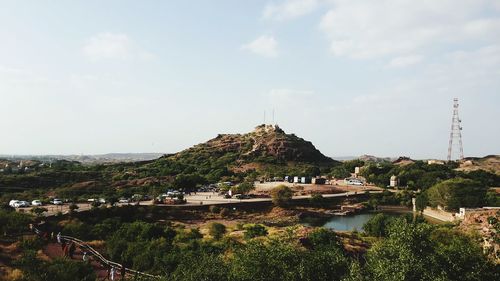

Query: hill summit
[170,124,334,165]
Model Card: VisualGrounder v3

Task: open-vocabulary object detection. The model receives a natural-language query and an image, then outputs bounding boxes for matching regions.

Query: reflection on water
[301,212,406,231]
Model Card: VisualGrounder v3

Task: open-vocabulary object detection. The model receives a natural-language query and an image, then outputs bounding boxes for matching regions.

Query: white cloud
[387,55,423,68]
[263,0,320,21]
[82,32,155,61]
[241,35,279,57]
[319,0,500,59]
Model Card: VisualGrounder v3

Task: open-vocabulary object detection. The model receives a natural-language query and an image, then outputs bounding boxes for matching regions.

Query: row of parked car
[9,198,63,208]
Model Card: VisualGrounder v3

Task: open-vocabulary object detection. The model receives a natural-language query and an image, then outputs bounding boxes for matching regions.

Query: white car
[51,199,63,205]
[9,200,20,208]
[31,200,43,206]
[118,198,130,203]
[13,201,30,208]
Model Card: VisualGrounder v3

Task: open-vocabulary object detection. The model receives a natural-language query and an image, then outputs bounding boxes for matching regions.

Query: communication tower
[447,98,464,161]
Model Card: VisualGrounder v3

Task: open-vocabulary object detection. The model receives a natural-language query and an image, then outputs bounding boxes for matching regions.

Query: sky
[0,0,499,160]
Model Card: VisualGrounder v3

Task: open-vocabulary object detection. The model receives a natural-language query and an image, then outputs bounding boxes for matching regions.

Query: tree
[307,228,343,250]
[173,173,207,191]
[426,178,488,211]
[365,219,499,281]
[208,222,226,240]
[271,185,293,207]
[171,252,229,281]
[232,181,255,194]
[415,193,428,212]
[365,219,438,281]
[309,193,326,207]
[30,207,48,217]
[362,213,395,237]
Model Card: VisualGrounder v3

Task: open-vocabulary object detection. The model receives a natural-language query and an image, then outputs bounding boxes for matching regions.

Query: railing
[32,226,161,280]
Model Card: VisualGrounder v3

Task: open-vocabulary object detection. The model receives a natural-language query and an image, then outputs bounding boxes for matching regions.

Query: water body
[301,212,406,232]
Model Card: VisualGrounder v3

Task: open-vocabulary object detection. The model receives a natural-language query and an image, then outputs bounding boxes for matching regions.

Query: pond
[301,212,408,232]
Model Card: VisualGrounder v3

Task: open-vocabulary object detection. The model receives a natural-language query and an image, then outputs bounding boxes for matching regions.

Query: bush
[209,205,221,214]
[30,207,48,217]
[208,222,226,240]
[220,208,230,218]
[244,224,268,239]
[309,193,326,207]
[271,185,293,207]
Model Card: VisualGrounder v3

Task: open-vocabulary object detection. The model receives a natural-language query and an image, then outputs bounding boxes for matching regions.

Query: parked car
[51,198,63,205]
[224,194,232,199]
[13,201,30,208]
[235,194,250,199]
[9,200,20,208]
[118,198,130,203]
[31,200,43,206]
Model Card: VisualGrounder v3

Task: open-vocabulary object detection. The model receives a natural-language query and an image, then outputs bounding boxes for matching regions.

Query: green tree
[427,178,488,211]
[365,219,438,281]
[172,252,229,281]
[232,181,255,194]
[363,213,395,237]
[415,193,428,212]
[271,185,293,207]
[208,222,226,240]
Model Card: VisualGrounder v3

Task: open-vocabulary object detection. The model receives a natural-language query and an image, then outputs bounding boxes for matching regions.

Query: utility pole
[447,98,464,161]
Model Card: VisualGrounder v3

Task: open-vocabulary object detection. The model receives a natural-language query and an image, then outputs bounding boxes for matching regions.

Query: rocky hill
[169,124,335,166]
[457,155,500,175]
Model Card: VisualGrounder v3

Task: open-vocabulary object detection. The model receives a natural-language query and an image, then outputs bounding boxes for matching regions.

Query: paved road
[16,189,383,217]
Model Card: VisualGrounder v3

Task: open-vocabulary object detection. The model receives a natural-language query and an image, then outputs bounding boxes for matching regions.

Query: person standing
[56,232,61,244]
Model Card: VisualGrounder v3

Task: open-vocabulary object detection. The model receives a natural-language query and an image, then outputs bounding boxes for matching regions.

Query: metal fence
[32,226,161,280]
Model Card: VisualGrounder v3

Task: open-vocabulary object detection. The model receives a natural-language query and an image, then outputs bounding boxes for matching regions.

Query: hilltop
[170,124,334,166]
[142,124,338,182]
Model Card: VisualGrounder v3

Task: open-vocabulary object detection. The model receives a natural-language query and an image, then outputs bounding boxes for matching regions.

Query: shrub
[244,224,268,239]
[220,208,230,218]
[209,205,221,214]
[208,222,226,240]
[271,185,293,207]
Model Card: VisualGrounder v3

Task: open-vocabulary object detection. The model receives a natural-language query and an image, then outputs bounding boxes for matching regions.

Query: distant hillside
[0,153,165,164]
[358,154,393,163]
[457,155,500,175]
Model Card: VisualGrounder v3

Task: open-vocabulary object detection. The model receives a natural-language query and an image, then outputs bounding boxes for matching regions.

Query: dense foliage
[426,178,489,211]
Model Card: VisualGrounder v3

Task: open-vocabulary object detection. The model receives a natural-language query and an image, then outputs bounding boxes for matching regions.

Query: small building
[427,160,445,165]
[301,177,311,184]
[390,175,398,188]
[312,177,326,185]
[354,166,360,175]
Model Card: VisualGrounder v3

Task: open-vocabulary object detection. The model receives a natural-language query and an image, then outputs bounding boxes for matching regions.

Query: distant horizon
[1,151,497,162]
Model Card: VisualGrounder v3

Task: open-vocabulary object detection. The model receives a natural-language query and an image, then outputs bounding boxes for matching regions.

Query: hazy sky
[1,0,499,159]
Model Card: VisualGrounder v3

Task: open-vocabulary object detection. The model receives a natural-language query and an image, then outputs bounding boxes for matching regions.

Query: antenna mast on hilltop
[447,98,464,161]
